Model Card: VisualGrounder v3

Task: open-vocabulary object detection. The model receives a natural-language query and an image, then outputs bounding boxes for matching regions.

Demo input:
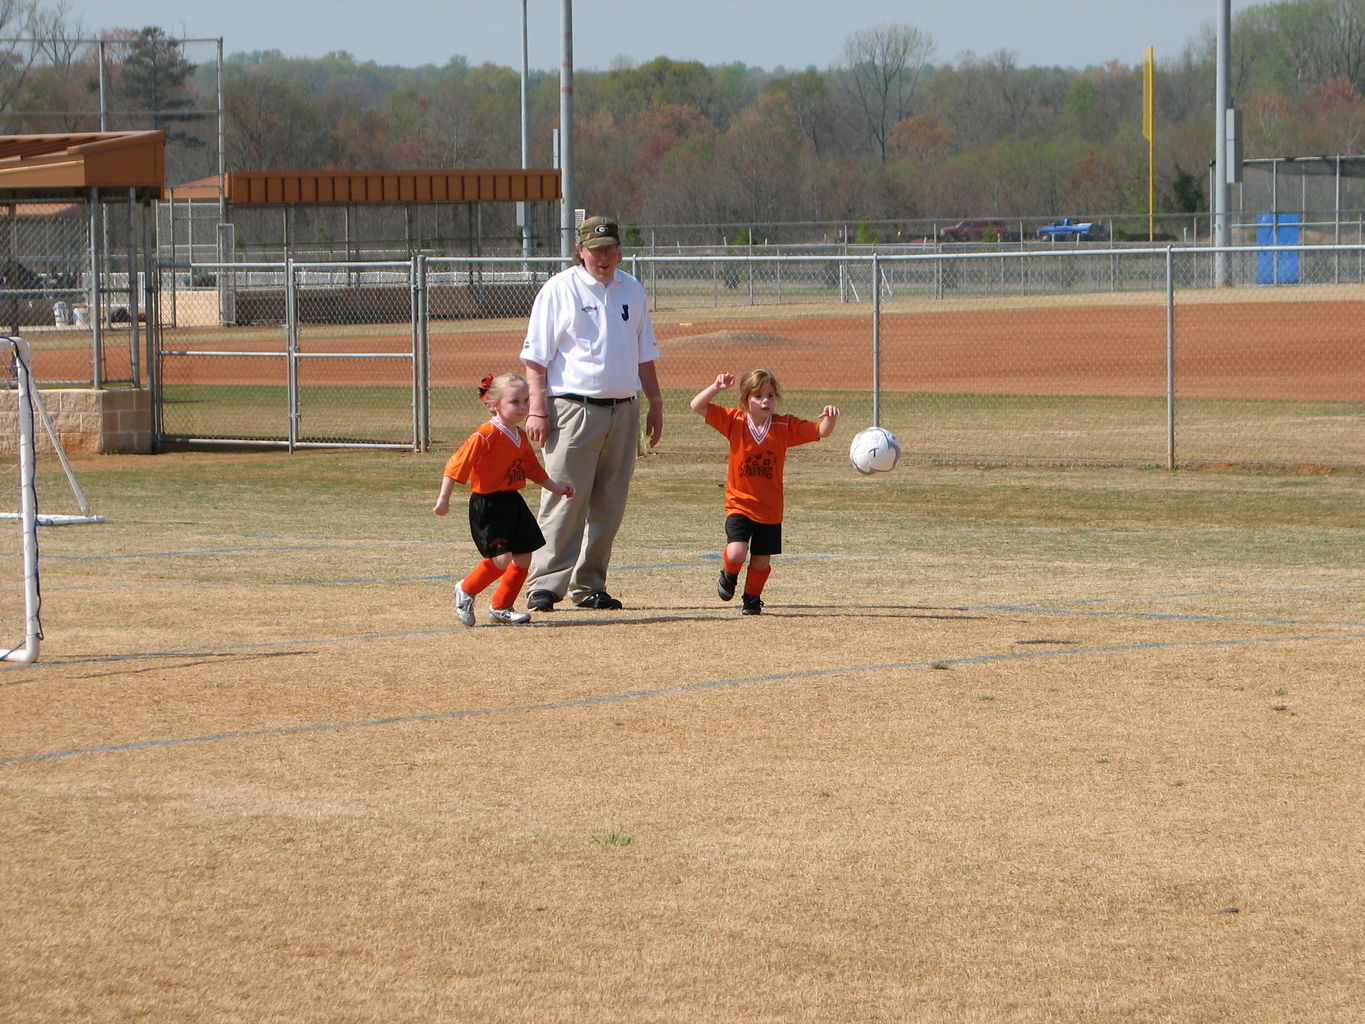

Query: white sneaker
[454,584,476,627]
[488,606,531,625]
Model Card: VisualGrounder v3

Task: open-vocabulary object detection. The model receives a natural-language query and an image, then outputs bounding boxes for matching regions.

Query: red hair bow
[477,373,494,398]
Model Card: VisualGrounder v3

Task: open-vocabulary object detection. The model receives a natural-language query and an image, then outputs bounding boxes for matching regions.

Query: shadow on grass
[524,604,987,627]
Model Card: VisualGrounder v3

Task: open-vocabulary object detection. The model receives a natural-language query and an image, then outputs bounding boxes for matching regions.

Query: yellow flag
[1144,46,1155,241]
[1143,46,1154,141]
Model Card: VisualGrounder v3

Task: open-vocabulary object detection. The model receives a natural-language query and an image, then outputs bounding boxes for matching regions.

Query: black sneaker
[576,590,623,610]
[526,590,557,612]
[741,594,764,615]
[717,570,738,602]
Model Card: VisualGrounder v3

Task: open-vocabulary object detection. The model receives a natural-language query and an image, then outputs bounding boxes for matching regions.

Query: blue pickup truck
[1036,218,1102,241]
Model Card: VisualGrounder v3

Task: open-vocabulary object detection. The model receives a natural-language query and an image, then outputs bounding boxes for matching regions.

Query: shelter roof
[164,176,222,201]
[221,168,561,206]
[1244,155,1365,177]
[0,131,165,200]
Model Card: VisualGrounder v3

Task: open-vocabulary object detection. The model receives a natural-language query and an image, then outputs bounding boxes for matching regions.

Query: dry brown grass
[2,450,1362,1023]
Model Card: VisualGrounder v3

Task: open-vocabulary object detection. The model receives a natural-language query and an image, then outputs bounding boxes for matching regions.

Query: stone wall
[0,388,153,455]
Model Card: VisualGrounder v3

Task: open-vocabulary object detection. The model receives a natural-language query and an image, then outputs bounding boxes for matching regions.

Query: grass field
[2,445,1362,1023]
[156,380,1361,472]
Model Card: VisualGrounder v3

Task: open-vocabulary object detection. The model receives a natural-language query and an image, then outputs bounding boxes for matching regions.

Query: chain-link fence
[3,199,153,388]
[1,202,85,334]
[152,246,1364,469]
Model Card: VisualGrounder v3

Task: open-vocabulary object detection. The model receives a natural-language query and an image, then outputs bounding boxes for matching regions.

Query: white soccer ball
[849,426,902,475]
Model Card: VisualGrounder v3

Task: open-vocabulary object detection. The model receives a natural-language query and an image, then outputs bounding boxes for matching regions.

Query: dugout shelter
[0,130,165,452]
[161,167,562,325]
[165,168,562,262]
[0,131,163,386]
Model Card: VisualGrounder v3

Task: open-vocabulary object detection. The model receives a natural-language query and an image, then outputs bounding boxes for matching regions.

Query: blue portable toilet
[1256,212,1300,284]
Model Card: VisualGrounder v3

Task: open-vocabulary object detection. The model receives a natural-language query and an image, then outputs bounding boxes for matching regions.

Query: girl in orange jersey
[435,372,574,625]
[690,369,839,615]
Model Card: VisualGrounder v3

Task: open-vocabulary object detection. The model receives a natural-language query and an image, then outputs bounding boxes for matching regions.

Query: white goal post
[1,337,104,665]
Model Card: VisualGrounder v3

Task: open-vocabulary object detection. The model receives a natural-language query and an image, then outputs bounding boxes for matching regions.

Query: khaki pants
[528,395,639,602]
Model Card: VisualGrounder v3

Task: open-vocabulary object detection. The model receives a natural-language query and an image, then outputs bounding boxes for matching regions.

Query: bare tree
[835,23,934,162]
[1319,0,1365,92]
[763,70,833,154]
[0,0,86,131]
[1231,0,1365,96]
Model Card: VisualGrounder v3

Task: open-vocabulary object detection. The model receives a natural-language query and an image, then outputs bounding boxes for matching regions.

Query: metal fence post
[1165,246,1176,470]
[125,190,140,387]
[149,261,162,445]
[142,197,156,391]
[285,258,298,452]
[747,235,754,305]
[414,254,429,451]
[88,188,103,388]
[871,252,881,427]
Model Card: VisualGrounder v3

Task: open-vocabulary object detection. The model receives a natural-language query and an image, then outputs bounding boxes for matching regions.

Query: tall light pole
[519,1,532,260]
[558,0,575,260]
[1214,0,1231,283]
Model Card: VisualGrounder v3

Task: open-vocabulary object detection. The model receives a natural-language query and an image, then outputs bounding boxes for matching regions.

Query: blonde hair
[737,368,781,407]
[478,371,527,408]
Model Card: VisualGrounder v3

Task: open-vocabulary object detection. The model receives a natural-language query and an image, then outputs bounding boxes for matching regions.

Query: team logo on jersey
[504,459,527,488]
[739,450,776,480]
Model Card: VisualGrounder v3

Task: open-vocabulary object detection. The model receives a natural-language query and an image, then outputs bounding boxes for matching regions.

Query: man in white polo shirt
[520,216,664,611]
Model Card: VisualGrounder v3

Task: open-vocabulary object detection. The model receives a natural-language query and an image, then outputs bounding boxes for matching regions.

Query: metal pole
[1335,155,1342,283]
[412,255,427,451]
[1214,0,1231,284]
[559,0,575,260]
[217,39,226,230]
[871,253,881,427]
[1165,247,1176,470]
[519,0,532,262]
[149,260,163,444]
[89,189,103,388]
[127,188,140,386]
[285,258,298,451]
[5,202,14,335]
[142,198,157,415]
[98,41,107,131]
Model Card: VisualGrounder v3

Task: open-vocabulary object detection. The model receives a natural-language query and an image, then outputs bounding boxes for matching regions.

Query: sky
[73,0,1262,72]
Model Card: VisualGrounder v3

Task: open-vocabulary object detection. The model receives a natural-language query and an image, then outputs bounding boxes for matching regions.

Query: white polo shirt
[520,264,660,400]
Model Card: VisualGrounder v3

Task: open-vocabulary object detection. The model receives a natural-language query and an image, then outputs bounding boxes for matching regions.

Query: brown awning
[223,169,561,206]
[0,131,165,200]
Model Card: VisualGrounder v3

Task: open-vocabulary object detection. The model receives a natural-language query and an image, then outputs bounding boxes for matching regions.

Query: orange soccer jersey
[704,404,822,524]
[444,419,550,495]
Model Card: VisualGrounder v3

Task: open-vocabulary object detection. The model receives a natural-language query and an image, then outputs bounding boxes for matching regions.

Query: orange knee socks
[463,558,530,610]
[492,564,529,610]
[744,565,771,597]
[461,557,502,595]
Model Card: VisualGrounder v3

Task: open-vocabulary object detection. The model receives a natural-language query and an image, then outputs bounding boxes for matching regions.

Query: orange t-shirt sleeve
[443,431,484,485]
[788,415,823,447]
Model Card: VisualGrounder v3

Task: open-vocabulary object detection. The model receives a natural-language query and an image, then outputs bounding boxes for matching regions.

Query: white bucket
[52,300,70,326]
[71,304,89,326]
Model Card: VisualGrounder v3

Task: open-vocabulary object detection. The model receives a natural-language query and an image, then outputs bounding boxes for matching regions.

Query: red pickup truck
[937,219,1017,242]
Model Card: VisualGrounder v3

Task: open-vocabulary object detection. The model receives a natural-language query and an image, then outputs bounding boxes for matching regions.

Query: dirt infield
[653,301,1359,399]
[39,297,1362,402]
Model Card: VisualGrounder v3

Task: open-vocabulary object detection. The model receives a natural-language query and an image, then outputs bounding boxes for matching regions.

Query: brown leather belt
[557,393,635,407]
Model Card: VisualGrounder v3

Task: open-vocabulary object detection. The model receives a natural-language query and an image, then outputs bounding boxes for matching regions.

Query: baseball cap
[577,216,621,249]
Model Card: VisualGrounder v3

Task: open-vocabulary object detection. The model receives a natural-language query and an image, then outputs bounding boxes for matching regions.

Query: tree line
[3,0,1364,233]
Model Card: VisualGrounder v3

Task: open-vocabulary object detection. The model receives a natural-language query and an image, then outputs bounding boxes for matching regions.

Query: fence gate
[154,260,421,449]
